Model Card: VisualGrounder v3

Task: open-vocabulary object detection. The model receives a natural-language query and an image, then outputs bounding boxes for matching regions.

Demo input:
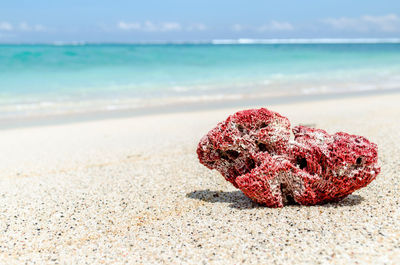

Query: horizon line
[1,38,400,45]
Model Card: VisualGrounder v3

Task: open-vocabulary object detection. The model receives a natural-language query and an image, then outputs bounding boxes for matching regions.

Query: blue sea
[1,41,400,118]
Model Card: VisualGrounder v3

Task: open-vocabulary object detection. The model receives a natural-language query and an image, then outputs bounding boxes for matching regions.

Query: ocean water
[1,42,400,118]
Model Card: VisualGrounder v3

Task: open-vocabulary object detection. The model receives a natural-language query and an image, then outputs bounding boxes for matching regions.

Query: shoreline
[1,88,400,130]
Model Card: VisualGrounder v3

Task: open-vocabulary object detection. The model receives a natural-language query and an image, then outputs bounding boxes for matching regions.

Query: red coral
[197,108,380,207]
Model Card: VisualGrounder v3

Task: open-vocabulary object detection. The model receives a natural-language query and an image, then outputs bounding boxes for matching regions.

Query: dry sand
[0,93,399,264]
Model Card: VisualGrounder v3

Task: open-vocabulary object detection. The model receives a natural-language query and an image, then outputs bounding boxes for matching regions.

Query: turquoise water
[1,43,400,117]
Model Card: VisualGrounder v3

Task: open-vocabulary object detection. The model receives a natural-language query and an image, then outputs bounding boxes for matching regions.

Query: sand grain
[0,93,399,264]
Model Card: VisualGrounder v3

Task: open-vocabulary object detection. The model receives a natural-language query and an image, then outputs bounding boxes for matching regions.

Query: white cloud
[324,14,400,32]
[0,22,13,31]
[118,21,141,31]
[257,21,294,31]
[324,17,365,31]
[232,24,245,32]
[0,21,46,32]
[19,22,31,31]
[231,21,294,32]
[118,21,182,32]
[19,22,46,32]
[186,23,206,31]
[117,21,207,32]
[363,14,399,32]
[161,22,181,31]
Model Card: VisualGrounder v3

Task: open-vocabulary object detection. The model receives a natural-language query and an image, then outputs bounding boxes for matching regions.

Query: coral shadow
[186,189,260,209]
[187,189,364,209]
[321,194,364,208]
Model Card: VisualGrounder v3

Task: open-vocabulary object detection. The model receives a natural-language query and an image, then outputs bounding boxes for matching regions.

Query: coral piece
[197,108,380,207]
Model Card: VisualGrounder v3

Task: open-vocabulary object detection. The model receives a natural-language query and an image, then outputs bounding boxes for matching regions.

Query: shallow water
[1,43,400,117]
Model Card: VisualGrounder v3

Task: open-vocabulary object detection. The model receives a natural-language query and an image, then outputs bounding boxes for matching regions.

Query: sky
[0,0,400,43]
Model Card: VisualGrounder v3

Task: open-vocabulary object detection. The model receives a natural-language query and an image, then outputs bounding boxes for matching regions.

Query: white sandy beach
[0,92,399,264]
